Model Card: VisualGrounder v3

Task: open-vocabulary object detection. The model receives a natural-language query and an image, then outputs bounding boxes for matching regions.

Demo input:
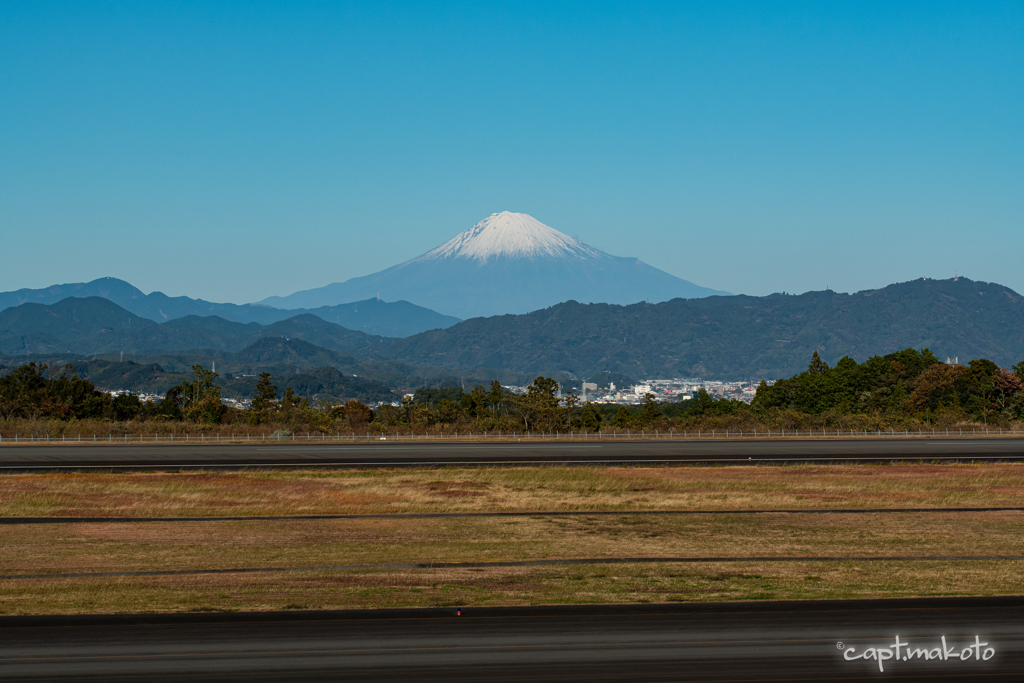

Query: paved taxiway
[0,438,1021,469]
[0,598,1020,682]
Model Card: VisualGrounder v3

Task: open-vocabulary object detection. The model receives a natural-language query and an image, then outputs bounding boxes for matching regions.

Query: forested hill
[378,278,1024,380]
[0,297,393,356]
[4,279,1023,381]
[0,277,460,337]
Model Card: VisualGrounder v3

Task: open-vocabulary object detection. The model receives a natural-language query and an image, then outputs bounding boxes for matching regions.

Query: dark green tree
[638,393,663,424]
[278,387,308,416]
[460,385,489,418]
[104,393,145,422]
[435,397,464,424]
[249,372,278,424]
[611,405,632,428]
[0,363,115,420]
[172,365,224,424]
[578,402,603,432]
[808,351,829,375]
[413,386,464,405]
[487,380,505,414]
[687,388,716,417]
[514,376,561,431]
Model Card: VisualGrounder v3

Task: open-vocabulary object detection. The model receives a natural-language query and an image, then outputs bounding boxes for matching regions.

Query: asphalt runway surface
[0,438,1022,470]
[0,598,1020,682]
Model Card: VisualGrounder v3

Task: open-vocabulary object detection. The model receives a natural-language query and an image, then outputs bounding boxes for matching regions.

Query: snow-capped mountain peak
[260,210,728,318]
[416,211,603,263]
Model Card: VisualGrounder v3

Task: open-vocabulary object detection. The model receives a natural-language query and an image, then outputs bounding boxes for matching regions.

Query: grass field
[3,463,1024,517]
[3,561,1022,615]
[1,464,1022,615]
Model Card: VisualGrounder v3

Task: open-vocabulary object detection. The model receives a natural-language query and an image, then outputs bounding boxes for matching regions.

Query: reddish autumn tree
[994,368,1024,410]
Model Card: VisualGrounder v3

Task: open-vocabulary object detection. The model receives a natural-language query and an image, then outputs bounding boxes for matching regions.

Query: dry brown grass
[2,513,1021,575]
[2,464,1024,518]
[0,512,1021,614]
[3,464,1023,615]
[2,560,1022,616]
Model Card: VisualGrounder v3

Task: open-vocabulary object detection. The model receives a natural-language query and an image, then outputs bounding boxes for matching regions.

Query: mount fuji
[261,212,728,319]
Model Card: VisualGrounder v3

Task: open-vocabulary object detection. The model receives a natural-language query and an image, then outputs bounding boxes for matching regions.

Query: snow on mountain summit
[416,212,603,263]
[260,210,728,318]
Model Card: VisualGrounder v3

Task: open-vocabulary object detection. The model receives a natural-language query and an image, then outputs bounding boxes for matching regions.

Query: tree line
[2,349,1023,433]
[752,349,1024,422]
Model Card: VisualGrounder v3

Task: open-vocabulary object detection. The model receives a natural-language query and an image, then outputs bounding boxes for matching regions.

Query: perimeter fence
[1,426,1022,444]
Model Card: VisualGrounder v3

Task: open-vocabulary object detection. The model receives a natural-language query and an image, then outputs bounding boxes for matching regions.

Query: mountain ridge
[0,277,459,337]
[373,277,1024,379]
[3,278,1022,381]
[0,297,392,356]
[259,212,728,317]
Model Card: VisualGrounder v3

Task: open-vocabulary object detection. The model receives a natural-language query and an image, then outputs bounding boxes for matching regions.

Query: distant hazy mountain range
[0,325,524,402]
[259,212,729,318]
[0,277,459,338]
[2,278,1020,381]
[0,297,390,356]
[0,211,724,328]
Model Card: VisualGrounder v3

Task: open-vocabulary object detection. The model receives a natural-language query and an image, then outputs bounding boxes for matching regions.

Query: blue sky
[2,1,1021,303]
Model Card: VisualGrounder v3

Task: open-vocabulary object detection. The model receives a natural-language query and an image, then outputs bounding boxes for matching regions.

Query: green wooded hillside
[377,278,1024,379]
[3,278,1024,382]
[0,297,391,356]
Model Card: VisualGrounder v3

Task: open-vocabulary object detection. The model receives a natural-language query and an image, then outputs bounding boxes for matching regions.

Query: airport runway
[0,597,1020,682]
[0,438,1022,470]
